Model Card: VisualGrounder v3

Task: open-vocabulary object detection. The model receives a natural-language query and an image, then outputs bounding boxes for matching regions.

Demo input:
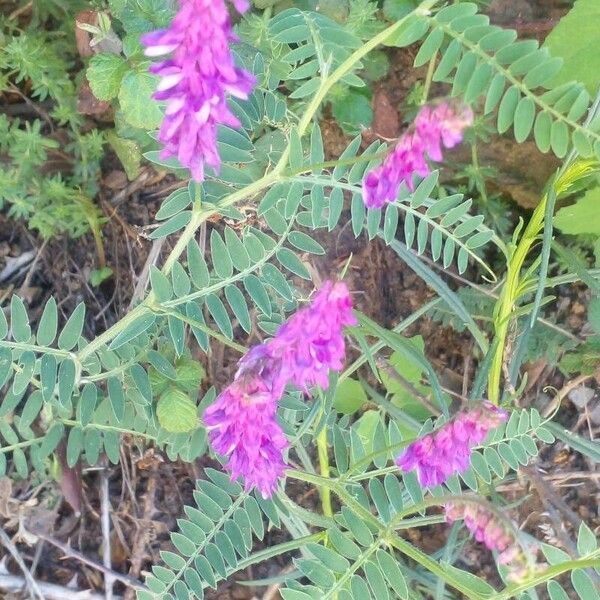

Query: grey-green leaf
[37,297,58,346]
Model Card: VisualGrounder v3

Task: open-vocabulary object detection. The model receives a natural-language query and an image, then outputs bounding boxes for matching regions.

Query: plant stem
[487,198,547,403]
[421,51,437,105]
[316,426,333,518]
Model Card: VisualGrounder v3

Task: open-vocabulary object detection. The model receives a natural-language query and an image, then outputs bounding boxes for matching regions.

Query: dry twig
[542,373,594,418]
[100,467,115,600]
[0,573,115,600]
[124,466,157,600]
[33,531,146,591]
[0,526,45,600]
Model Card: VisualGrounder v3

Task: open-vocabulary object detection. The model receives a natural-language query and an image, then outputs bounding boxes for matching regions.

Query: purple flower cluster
[445,501,528,576]
[363,102,474,209]
[396,402,508,488]
[204,282,356,498]
[141,0,255,181]
[269,281,356,391]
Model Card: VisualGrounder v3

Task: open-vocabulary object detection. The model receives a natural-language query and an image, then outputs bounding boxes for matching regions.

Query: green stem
[421,51,437,105]
[488,159,600,403]
[0,341,72,358]
[487,198,547,403]
[60,419,159,442]
[316,426,333,518]
[495,553,600,600]
[235,532,325,574]
[286,470,486,600]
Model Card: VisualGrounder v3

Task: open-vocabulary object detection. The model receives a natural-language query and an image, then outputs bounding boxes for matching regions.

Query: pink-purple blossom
[268,281,357,392]
[445,501,528,576]
[363,102,474,209]
[141,0,255,181]
[396,402,508,487]
[203,348,288,498]
[204,281,355,497]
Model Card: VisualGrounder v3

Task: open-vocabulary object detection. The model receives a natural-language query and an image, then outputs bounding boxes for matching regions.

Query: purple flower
[363,102,474,209]
[268,281,357,392]
[204,354,288,498]
[141,0,255,181]
[396,402,508,487]
[445,501,529,576]
[203,281,355,497]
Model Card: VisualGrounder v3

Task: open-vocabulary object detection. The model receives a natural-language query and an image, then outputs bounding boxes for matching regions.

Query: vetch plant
[2,1,600,599]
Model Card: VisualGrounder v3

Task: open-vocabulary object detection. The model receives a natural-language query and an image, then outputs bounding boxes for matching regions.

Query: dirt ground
[0,0,598,598]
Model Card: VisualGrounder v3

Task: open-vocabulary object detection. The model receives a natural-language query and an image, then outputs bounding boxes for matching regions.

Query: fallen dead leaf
[77,78,111,116]
[75,10,98,58]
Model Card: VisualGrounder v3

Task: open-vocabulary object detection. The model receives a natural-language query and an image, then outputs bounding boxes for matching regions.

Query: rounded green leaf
[157,387,198,433]
[119,70,163,129]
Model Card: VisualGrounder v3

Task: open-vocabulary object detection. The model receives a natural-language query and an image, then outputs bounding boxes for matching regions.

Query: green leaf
[110,314,157,350]
[157,387,197,433]
[225,285,251,333]
[376,550,408,599]
[19,390,43,430]
[149,211,192,239]
[58,303,85,351]
[440,563,496,597]
[544,0,600,94]
[289,127,304,170]
[187,241,210,289]
[288,231,325,255]
[172,262,191,297]
[206,294,233,338]
[331,89,373,136]
[261,264,293,301]
[277,248,310,279]
[211,230,233,279]
[67,427,83,467]
[383,0,418,20]
[40,354,57,402]
[118,69,163,129]
[334,378,367,414]
[0,349,11,391]
[13,351,35,395]
[87,53,128,101]
[10,296,30,342]
[106,130,142,180]
[107,377,125,421]
[80,383,97,427]
[37,297,58,346]
[156,189,191,221]
[0,307,7,340]
[174,357,204,394]
[224,227,250,271]
[58,359,76,407]
[39,422,64,458]
[514,97,535,143]
[244,275,271,316]
[150,265,173,302]
[168,315,185,356]
[90,267,114,287]
[577,521,597,555]
[353,410,380,458]
[554,187,600,235]
[386,15,429,48]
